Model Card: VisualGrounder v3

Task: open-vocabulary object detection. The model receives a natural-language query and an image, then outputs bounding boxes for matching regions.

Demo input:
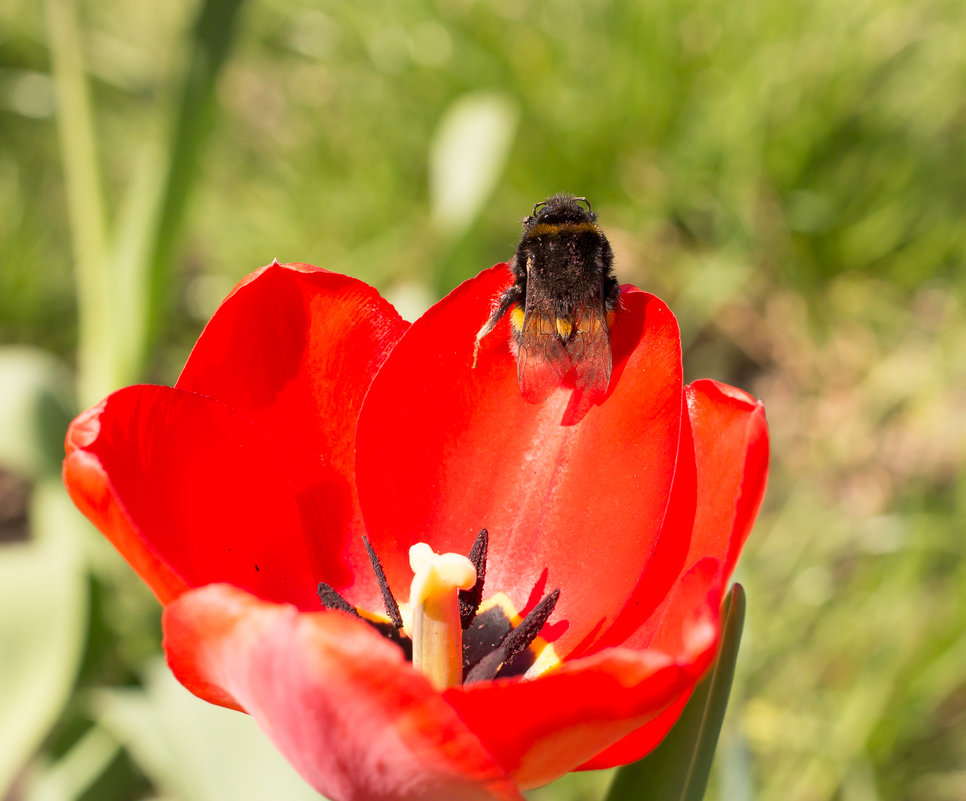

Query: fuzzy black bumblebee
[474,194,620,403]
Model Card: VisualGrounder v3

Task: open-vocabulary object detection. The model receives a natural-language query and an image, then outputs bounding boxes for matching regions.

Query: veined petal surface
[177,262,409,607]
[64,385,319,607]
[356,265,685,658]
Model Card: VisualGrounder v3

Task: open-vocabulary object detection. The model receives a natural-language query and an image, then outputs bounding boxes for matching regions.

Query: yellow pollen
[555,317,572,338]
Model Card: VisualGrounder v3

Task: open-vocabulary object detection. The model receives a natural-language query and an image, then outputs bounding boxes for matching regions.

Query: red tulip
[64,261,768,801]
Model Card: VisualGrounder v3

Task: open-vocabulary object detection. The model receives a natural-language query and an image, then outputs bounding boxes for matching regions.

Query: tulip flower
[64,261,768,801]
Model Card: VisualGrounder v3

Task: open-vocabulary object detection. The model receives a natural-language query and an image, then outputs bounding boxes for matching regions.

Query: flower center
[316,529,561,686]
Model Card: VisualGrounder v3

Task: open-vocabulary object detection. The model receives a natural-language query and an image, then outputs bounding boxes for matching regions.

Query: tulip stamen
[408,543,478,690]
[464,589,560,683]
[362,534,404,628]
[458,527,488,629]
[501,589,561,665]
[317,580,413,658]
[316,582,360,616]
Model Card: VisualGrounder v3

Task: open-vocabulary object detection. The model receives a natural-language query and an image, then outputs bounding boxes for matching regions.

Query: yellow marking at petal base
[358,603,417,639]
[524,643,562,678]
[510,304,526,332]
[525,222,600,239]
[357,608,392,625]
[555,317,572,338]
[476,591,518,620]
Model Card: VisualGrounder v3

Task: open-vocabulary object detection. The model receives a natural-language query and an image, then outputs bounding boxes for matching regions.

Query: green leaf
[48,0,247,402]
[0,347,74,479]
[93,661,323,801]
[0,481,87,797]
[605,584,747,801]
[19,725,120,801]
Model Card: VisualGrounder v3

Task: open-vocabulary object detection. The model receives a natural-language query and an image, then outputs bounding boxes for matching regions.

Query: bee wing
[567,302,613,400]
[517,307,571,404]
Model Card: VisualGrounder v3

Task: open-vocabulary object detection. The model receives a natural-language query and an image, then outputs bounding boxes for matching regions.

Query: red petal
[176,262,409,607]
[163,584,523,801]
[63,385,319,608]
[356,265,684,657]
[445,616,715,789]
[624,380,768,654]
[580,378,769,769]
[580,400,697,655]
[574,558,723,771]
[576,692,692,771]
[684,379,769,578]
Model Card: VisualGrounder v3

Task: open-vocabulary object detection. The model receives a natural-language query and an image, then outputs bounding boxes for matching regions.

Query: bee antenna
[531,200,548,216]
[574,196,593,212]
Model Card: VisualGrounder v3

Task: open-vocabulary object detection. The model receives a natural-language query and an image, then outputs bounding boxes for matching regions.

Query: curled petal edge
[163,584,524,801]
[444,562,721,789]
[64,398,190,603]
[63,385,321,609]
[579,378,768,770]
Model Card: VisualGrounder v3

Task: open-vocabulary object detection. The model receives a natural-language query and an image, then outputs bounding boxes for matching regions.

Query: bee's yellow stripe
[510,304,526,332]
[525,222,600,239]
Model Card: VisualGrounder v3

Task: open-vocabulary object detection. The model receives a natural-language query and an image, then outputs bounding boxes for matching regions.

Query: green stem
[605,585,747,801]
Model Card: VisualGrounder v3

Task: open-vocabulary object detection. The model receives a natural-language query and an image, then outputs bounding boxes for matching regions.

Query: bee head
[523,193,596,230]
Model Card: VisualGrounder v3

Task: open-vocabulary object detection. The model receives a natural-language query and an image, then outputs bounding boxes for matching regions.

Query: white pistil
[408,543,477,690]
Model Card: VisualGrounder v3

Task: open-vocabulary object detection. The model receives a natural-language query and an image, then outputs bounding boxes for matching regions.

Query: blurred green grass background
[1,0,964,799]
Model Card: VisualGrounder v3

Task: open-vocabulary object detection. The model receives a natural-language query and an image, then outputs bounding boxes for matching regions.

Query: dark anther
[362,534,404,629]
[462,606,512,672]
[375,623,413,662]
[463,644,506,683]
[501,589,559,667]
[464,589,560,683]
[317,582,360,617]
[459,528,488,629]
[318,580,413,660]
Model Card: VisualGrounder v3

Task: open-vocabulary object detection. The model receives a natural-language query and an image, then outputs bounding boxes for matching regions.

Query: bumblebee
[474,194,620,403]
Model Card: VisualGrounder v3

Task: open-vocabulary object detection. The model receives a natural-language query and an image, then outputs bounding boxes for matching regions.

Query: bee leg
[472,285,522,369]
[473,315,500,368]
[472,332,486,369]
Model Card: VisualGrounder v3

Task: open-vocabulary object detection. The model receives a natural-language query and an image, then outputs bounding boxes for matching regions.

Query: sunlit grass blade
[144,0,247,355]
[45,0,112,407]
[605,584,746,801]
[47,0,248,403]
